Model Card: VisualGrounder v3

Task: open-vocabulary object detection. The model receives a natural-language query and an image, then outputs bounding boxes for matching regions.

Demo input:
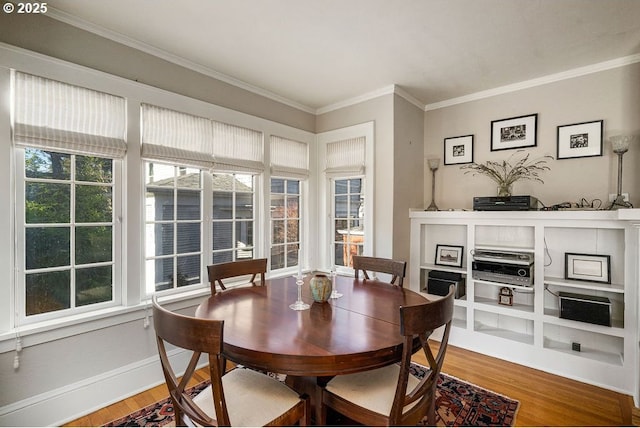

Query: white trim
[425,54,640,111]
[46,6,316,115]
[0,346,204,427]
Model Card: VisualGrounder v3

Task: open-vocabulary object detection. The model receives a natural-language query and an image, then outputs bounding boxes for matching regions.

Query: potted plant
[460,150,553,197]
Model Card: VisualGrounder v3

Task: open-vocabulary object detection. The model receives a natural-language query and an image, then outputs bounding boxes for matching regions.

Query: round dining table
[194,273,429,377]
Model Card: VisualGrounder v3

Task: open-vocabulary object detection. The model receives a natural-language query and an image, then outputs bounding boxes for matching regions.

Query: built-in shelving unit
[409,209,640,405]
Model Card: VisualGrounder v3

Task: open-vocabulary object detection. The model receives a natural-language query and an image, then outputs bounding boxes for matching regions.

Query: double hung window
[269,136,308,271]
[13,72,126,322]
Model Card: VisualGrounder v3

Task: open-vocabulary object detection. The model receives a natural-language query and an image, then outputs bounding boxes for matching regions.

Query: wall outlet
[571,342,581,352]
[609,193,629,202]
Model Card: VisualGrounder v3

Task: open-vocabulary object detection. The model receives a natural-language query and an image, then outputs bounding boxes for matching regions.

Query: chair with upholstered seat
[207,258,267,294]
[152,295,310,426]
[352,255,407,287]
[317,286,454,426]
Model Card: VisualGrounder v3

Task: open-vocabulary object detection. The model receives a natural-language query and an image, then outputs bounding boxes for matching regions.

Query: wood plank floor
[65,344,636,427]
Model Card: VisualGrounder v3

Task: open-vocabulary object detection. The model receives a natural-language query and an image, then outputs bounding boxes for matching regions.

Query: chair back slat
[207,258,267,294]
[352,255,407,287]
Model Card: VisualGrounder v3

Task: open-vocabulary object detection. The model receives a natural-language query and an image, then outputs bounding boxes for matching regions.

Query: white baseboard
[0,348,203,427]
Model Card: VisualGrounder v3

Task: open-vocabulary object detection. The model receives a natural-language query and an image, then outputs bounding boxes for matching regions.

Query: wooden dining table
[195,273,428,376]
[194,273,429,420]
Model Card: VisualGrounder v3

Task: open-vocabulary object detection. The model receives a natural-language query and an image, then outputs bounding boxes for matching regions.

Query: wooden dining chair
[317,286,454,426]
[207,258,267,294]
[152,295,310,426]
[352,255,407,287]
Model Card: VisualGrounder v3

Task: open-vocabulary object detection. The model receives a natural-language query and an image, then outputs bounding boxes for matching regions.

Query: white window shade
[141,104,214,169]
[212,120,263,173]
[13,71,126,158]
[270,135,309,179]
[325,137,366,175]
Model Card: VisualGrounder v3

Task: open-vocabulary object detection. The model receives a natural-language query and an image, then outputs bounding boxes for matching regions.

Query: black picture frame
[435,244,464,268]
[491,113,538,151]
[444,135,474,165]
[564,252,611,284]
[556,120,603,160]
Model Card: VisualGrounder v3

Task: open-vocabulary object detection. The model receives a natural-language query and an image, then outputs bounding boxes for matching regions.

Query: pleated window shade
[141,104,215,169]
[325,137,366,175]
[13,71,127,158]
[270,135,309,179]
[211,120,264,173]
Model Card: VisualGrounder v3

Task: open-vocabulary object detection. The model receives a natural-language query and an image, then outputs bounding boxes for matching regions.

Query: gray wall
[424,63,640,210]
[0,12,315,132]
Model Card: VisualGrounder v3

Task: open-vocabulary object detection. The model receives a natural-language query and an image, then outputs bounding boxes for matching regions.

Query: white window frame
[317,122,374,274]
[14,148,123,325]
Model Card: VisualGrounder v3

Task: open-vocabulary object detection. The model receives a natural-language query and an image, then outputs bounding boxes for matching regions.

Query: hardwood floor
[65,344,635,427]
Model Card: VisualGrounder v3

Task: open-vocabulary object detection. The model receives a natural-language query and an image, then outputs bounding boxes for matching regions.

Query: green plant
[460,150,553,195]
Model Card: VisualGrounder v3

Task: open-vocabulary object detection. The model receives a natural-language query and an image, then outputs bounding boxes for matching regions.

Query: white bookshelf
[409,209,640,405]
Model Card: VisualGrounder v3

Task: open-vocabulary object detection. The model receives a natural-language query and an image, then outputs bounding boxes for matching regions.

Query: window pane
[287,244,299,266]
[287,180,300,194]
[335,195,348,218]
[76,226,112,264]
[212,192,232,219]
[236,220,253,248]
[152,258,173,292]
[25,149,71,180]
[26,270,70,316]
[145,223,174,256]
[177,222,200,253]
[176,168,201,189]
[287,195,299,218]
[145,189,174,221]
[76,265,112,306]
[76,156,113,183]
[236,174,254,192]
[271,245,285,270]
[235,193,253,219]
[334,243,346,267]
[26,227,70,269]
[271,194,285,219]
[350,194,362,218]
[335,179,348,195]
[177,254,201,287]
[212,173,233,191]
[26,182,70,223]
[287,219,299,242]
[212,221,232,251]
[177,189,201,220]
[350,178,362,193]
[213,251,233,264]
[271,178,285,193]
[76,185,112,223]
[272,220,285,244]
[146,163,175,187]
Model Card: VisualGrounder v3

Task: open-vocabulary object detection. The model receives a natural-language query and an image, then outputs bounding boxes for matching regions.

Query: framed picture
[444,135,474,165]
[435,244,464,268]
[491,113,538,151]
[557,120,603,160]
[565,253,611,284]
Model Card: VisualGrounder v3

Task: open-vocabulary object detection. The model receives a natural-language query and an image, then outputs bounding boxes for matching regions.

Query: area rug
[103,363,519,427]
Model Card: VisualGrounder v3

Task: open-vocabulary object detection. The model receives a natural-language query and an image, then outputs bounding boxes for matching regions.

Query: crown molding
[46,6,316,115]
[425,53,640,111]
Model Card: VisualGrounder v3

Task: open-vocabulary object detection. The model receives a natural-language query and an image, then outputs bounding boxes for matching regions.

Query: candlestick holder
[426,157,440,211]
[289,274,310,310]
[329,266,342,299]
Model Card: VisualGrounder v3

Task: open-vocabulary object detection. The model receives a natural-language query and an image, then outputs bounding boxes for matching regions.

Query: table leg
[285,375,331,424]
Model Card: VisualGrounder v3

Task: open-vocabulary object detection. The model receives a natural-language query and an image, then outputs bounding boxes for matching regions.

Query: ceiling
[46,0,640,112]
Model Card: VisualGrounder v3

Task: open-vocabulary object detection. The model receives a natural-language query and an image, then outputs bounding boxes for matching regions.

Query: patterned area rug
[103,363,518,427]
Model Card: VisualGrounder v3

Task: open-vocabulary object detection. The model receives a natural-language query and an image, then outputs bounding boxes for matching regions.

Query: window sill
[0,288,211,353]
